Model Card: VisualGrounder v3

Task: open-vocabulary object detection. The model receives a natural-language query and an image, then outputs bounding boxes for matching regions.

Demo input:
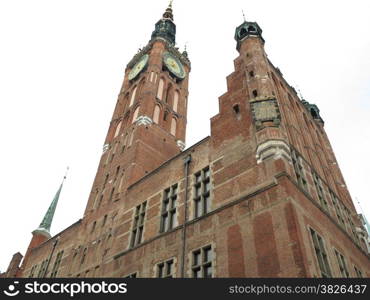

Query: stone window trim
[129,201,147,248]
[312,171,329,212]
[307,226,332,278]
[160,183,178,233]
[193,166,212,219]
[125,272,138,278]
[353,265,363,278]
[28,264,38,278]
[189,244,214,278]
[334,248,350,278]
[155,258,176,278]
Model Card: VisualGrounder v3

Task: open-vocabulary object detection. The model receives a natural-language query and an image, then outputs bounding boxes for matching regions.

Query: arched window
[129,86,137,107]
[153,105,161,124]
[173,91,179,112]
[150,71,154,82]
[157,78,165,100]
[165,84,172,103]
[132,106,140,123]
[114,121,122,138]
[170,118,177,136]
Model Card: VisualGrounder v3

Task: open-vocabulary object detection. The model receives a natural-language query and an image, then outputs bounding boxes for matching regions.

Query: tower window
[249,70,255,78]
[239,28,247,38]
[233,104,241,120]
[163,111,168,121]
[248,25,256,33]
[252,90,258,97]
[310,108,318,119]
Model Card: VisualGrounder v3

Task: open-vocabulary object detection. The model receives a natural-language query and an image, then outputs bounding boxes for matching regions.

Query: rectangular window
[329,190,346,228]
[334,250,349,278]
[191,245,213,278]
[37,259,49,278]
[354,266,363,278]
[312,172,328,211]
[343,207,359,243]
[50,250,64,278]
[28,265,38,278]
[160,184,178,232]
[194,167,211,218]
[291,150,307,190]
[157,259,174,278]
[310,228,331,278]
[130,201,147,248]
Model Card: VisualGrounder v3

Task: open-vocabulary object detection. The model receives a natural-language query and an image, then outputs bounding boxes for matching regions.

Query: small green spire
[33,169,68,237]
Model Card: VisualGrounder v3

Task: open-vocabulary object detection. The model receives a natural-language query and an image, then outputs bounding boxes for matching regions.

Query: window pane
[204,168,210,178]
[195,173,201,183]
[204,247,212,263]
[205,180,211,192]
[204,265,212,278]
[193,268,201,278]
[195,186,201,197]
[195,199,202,217]
[166,261,173,275]
[193,251,201,266]
[158,264,164,278]
[204,195,211,214]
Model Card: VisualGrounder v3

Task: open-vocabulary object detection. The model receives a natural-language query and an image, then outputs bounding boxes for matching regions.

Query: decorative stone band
[135,115,153,126]
[256,139,291,164]
[102,143,110,154]
[176,140,186,151]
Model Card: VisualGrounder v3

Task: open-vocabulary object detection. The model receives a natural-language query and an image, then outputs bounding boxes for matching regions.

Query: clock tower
[84,2,190,213]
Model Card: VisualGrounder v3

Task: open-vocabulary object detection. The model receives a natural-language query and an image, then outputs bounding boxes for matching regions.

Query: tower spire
[151,1,176,45]
[33,168,68,237]
[163,0,174,21]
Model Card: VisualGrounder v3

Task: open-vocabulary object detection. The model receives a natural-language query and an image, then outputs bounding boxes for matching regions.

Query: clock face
[128,54,149,81]
[163,52,185,79]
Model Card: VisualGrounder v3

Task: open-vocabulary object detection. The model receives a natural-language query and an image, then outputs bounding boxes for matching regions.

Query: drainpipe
[43,236,59,278]
[180,154,192,278]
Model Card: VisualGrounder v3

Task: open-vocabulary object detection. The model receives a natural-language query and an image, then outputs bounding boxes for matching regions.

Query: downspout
[43,236,59,278]
[180,154,192,278]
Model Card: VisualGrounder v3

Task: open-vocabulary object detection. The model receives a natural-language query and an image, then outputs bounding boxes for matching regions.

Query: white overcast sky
[0,0,369,271]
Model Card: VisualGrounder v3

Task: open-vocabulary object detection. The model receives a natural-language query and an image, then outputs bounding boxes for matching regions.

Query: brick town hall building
[2,3,370,278]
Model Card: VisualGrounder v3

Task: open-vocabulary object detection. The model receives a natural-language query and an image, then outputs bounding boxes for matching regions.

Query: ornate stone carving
[135,115,153,126]
[102,143,110,154]
[176,140,186,151]
[250,97,281,130]
[256,139,291,164]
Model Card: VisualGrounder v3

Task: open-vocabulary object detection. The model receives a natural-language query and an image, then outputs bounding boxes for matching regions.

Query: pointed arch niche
[173,90,179,112]
[129,86,137,107]
[132,106,140,123]
[153,104,161,124]
[170,117,177,136]
[157,78,165,100]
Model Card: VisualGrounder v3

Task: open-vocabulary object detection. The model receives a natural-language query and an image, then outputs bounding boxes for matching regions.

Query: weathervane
[242,9,246,22]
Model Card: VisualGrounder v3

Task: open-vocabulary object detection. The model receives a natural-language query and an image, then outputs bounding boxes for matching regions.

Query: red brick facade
[4,10,370,279]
